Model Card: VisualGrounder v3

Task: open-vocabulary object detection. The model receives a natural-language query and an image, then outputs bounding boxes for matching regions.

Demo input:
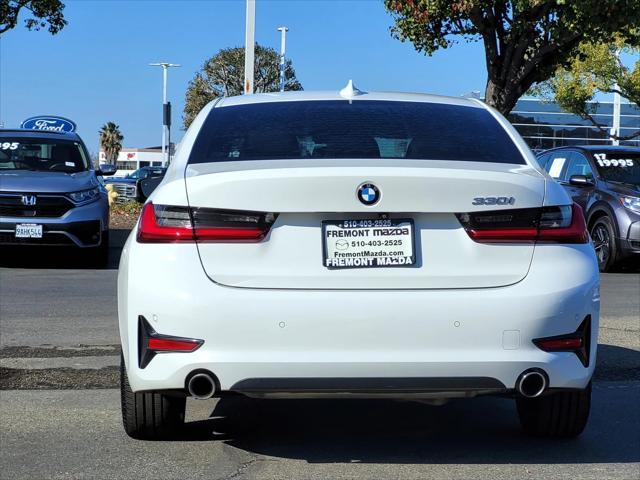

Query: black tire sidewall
[516,382,592,438]
[120,354,186,439]
[591,216,617,272]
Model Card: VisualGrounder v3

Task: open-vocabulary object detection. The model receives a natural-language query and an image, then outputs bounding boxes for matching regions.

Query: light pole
[244,0,256,95]
[149,62,181,164]
[277,26,288,92]
[610,49,622,146]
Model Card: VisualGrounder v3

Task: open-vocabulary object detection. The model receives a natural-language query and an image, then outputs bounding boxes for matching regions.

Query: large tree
[534,39,640,141]
[99,122,124,165]
[0,0,66,35]
[183,44,303,129]
[384,0,640,115]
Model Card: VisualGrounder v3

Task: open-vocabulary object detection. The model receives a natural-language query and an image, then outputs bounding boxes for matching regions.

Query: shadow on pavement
[171,345,640,464]
[595,344,640,381]
[175,381,640,465]
[0,228,130,270]
[616,261,640,273]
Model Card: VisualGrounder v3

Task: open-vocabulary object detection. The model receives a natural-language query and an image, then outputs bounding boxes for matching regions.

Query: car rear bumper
[0,197,108,247]
[119,232,600,396]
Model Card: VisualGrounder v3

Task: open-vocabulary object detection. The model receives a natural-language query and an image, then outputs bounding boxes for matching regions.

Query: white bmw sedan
[118,87,599,440]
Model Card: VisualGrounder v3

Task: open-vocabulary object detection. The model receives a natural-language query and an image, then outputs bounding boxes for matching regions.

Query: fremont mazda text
[118,87,600,440]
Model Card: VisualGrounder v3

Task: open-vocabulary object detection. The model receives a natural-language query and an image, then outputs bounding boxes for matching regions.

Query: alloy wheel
[591,224,610,267]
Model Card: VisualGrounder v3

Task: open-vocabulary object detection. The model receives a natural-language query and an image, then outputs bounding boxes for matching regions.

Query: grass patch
[110,202,142,229]
[110,201,142,216]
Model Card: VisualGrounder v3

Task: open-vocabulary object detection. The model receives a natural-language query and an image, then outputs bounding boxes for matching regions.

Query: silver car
[0,129,116,264]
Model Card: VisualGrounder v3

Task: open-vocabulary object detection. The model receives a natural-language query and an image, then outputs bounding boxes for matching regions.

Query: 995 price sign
[594,153,634,168]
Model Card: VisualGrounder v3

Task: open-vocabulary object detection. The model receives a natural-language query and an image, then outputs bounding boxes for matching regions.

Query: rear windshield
[0,137,88,173]
[189,100,525,164]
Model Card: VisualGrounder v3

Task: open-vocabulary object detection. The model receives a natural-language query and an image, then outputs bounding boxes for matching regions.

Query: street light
[610,48,622,146]
[149,62,181,165]
[277,26,288,92]
[244,0,256,95]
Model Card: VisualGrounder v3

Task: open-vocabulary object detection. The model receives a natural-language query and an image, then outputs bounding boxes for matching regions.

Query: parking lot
[1,231,639,480]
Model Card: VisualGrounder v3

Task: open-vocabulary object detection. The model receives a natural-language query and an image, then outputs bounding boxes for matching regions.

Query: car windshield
[0,137,88,173]
[592,151,640,186]
[189,100,525,164]
[127,168,164,179]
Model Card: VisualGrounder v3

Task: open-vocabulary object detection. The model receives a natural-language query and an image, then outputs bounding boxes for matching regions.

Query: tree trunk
[484,79,521,115]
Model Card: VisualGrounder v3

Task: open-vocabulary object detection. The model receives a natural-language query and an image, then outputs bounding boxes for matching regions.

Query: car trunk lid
[184,160,545,290]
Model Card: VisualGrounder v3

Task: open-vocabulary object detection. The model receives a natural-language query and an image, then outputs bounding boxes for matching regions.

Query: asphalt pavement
[1,235,639,479]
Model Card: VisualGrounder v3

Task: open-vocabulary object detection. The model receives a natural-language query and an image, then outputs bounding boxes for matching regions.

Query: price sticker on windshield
[594,153,634,168]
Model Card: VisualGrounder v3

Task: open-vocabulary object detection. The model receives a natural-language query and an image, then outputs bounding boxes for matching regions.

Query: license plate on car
[15,224,43,238]
[322,219,415,269]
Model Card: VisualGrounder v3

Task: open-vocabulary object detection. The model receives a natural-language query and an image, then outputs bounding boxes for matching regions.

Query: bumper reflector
[147,337,202,352]
[532,315,591,367]
[138,315,204,369]
[535,338,582,350]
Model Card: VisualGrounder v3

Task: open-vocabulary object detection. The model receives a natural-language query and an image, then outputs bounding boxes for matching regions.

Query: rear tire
[590,216,619,272]
[516,382,591,438]
[120,355,186,440]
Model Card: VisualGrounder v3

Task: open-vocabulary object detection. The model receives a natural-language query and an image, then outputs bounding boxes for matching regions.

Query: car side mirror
[569,175,594,187]
[97,164,117,176]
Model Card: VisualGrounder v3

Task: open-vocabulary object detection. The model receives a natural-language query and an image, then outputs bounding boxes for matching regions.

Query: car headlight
[68,187,101,204]
[620,196,640,213]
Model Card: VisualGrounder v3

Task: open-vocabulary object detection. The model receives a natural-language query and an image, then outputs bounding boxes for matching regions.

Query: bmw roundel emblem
[357,183,380,206]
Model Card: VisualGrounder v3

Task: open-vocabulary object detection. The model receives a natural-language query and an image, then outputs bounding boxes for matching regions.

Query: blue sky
[0,0,636,153]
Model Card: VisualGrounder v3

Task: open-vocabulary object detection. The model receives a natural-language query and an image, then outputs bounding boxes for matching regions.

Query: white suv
[118,87,599,440]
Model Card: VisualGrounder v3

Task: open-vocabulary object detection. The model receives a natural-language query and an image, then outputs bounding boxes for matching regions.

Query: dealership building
[508,98,640,151]
[98,146,167,177]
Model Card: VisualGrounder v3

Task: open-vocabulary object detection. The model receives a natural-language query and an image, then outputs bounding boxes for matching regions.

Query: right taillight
[137,202,276,243]
[456,203,588,244]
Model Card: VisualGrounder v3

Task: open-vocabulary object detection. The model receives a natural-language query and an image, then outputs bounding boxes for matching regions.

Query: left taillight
[137,203,195,243]
[456,203,589,244]
[137,202,275,243]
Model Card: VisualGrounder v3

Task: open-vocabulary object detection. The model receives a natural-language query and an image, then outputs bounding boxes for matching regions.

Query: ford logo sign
[21,116,77,133]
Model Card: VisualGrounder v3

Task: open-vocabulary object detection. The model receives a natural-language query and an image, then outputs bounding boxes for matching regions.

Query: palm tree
[99,122,124,165]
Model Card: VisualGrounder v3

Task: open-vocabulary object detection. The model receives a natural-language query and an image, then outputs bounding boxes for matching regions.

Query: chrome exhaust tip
[187,372,216,400]
[516,370,547,398]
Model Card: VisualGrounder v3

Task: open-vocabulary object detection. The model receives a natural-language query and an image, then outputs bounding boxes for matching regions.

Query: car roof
[542,145,640,155]
[0,129,82,141]
[215,89,484,109]
[578,145,640,152]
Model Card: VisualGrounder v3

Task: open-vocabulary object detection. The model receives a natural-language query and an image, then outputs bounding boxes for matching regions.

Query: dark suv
[537,146,640,271]
[104,166,166,203]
